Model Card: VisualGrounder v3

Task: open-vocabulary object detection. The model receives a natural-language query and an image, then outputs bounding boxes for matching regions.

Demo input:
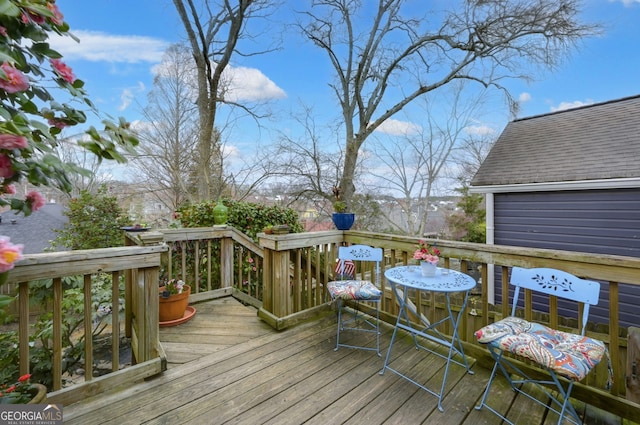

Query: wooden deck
[62,297,620,425]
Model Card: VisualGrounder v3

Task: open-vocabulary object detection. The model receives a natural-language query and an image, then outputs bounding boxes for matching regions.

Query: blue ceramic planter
[331,213,355,230]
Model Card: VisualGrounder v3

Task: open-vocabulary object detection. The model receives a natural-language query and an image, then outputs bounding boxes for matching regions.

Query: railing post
[18,282,29,376]
[131,266,160,364]
[144,266,160,362]
[262,247,273,313]
[220,236,234,288]
[125,268,132,339]
[261,245,293,317]
[272,249,292,316]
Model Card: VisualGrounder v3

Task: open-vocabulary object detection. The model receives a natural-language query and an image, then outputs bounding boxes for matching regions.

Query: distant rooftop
[0,203,68,254]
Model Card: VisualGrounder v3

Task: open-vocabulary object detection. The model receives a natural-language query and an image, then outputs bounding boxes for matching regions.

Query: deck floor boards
[62,297,619,424]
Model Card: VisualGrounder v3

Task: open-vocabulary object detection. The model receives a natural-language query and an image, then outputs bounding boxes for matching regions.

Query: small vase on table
[413,240,441,277]
[421,261,437,277]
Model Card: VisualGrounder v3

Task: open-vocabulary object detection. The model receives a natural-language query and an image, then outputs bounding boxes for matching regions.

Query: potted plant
[413,240,440,277]
[331,186,355,230]
[0,374,47,404]
[159,279,191,322]
[271,224,290,234]
[332,201,355,230]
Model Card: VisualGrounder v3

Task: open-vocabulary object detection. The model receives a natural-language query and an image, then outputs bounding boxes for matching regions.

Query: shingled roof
[471,94,640,187]
[0,203,68,254]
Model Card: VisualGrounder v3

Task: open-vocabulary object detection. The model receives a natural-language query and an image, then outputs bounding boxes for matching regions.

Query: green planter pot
[213,199,228,225]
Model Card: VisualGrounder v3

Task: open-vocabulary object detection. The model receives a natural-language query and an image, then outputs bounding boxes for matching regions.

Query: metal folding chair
[326,244,383,355]
[475,267,611,425]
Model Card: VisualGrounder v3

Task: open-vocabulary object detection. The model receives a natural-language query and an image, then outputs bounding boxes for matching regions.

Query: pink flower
[26,191,45,212]
[47,118,68,129]
[0,63,29,93]
[0,27,7,37]
[0,134,28,149]
[0,154,13,178]
[22,8,45,25]
[415,254,439,265]
[163,279,185,295]
[4,184,15,195]
[50,59,75,84]
[413,240,440,264]
[0,236,24,273]
[46,2,64,26]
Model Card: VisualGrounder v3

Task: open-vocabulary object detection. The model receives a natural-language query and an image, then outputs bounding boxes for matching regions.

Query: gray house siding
[494,189,640,256]
[493,188,640,328]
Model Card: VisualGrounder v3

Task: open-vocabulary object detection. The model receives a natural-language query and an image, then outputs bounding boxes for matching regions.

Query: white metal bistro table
[380,265,476,412]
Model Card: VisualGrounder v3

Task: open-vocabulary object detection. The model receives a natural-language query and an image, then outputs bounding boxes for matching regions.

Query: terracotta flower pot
[159,285,191,322]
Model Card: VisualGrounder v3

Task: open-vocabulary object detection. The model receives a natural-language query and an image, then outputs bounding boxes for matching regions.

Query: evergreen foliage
[446,186,486,243]
[52,186,131,250]
[176,199,303,241]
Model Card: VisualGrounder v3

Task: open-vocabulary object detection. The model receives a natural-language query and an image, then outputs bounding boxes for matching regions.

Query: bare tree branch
[299,0,600,207]
[367,83,490,235]
[131,44,199,212]
[172,0,280,201]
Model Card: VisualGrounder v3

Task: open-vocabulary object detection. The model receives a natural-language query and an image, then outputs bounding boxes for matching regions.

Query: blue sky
[51,0,640,174]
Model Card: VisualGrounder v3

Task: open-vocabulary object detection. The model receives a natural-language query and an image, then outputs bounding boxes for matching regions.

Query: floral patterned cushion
[327,280,382,301]
[475,316,612,387]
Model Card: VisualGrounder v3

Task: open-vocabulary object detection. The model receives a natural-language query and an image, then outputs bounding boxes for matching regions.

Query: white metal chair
[326,244,383,355]
[475,267,611,425]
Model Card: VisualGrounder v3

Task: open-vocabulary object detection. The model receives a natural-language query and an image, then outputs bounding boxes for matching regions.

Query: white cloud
[225,66,286,102]
[550,99,594,112]
[223,144,240,159]
[50,30,169,63]
[51,31,286,104]
[615,0,640,6]
[119,89,134,111]
[119,82,146,111]
[152,60,285,103]
[130,120,151,132]
[375,119,422,136]
[465,125,496,136]
[519,92,531,103]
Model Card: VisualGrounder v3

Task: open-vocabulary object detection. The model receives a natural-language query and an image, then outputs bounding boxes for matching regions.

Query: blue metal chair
[475,267,611,425]
[326,245,383,355]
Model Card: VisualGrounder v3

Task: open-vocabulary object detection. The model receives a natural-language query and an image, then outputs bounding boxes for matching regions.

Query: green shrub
[177,199,303,241]
[51,185,131,250]
[446,186,486,243]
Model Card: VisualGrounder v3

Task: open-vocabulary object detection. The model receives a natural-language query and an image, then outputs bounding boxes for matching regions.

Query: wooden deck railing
[256,230,640,421]
[9,226,639,419]
[128,226,264,306]
[6,245,167,406]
